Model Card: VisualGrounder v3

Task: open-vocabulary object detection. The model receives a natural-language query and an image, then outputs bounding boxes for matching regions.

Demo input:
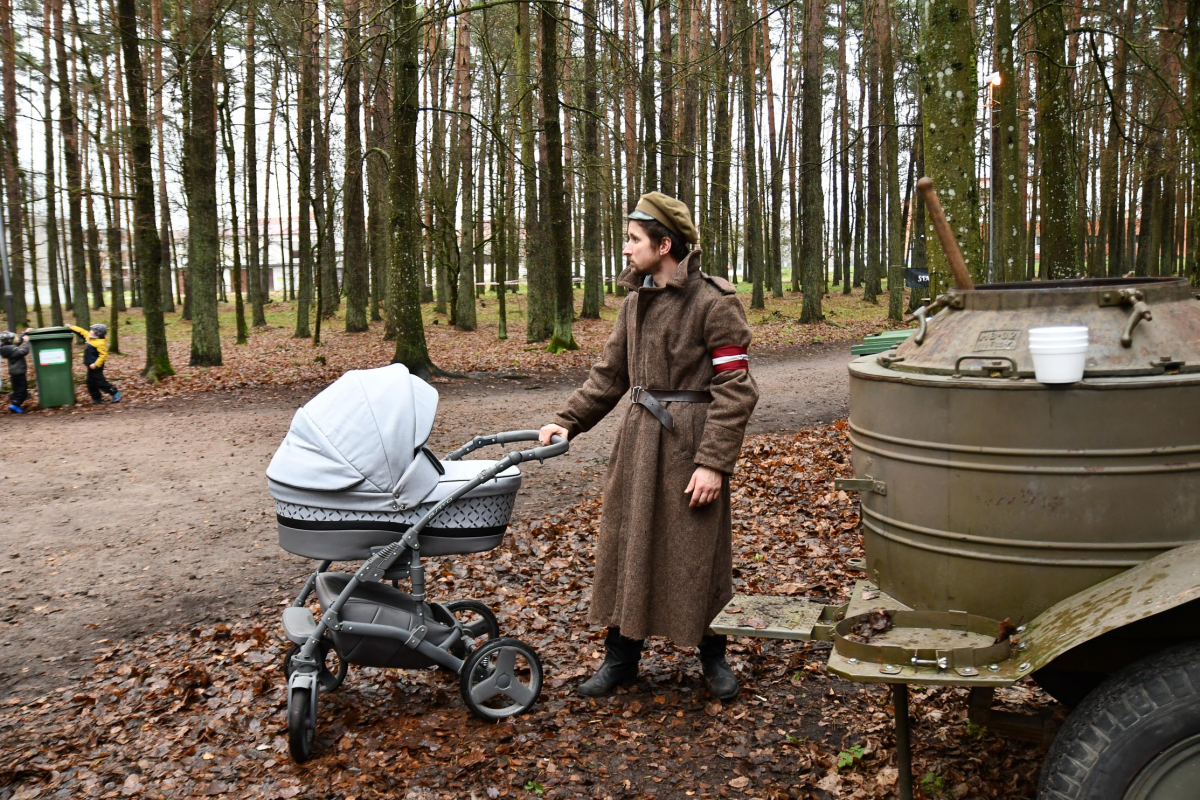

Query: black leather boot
[577,628,643,697]
[698,634,739,700]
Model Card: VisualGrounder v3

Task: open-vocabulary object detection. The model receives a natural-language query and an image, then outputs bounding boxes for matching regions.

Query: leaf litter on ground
[0,423,1052,799]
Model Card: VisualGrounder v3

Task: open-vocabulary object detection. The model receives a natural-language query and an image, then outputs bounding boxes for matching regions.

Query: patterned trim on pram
[275,491,517,530]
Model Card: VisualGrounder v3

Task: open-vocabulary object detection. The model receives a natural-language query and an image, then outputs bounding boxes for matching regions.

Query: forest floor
[0,289,1054,799]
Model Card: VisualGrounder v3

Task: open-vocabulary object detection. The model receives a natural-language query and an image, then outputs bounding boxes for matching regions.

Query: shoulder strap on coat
[699,272,737,295]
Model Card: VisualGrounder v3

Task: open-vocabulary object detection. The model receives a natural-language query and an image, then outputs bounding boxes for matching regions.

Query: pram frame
[284,430,567,759]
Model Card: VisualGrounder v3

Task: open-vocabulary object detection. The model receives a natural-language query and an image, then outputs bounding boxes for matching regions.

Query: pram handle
[445,430,569,462]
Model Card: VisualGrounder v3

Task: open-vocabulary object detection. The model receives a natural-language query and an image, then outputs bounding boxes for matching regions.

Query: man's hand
[685,466,724,508]
[88,364,97,370]
[538,423,568,446]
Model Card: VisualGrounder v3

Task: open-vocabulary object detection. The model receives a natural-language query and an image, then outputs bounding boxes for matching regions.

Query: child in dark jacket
[69,324,121,404]
[0,330,30,412]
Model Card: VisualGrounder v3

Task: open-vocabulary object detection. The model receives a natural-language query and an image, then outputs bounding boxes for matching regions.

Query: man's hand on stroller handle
[538,424,569,446]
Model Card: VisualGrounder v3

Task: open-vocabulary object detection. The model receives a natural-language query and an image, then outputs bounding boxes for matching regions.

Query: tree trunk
[542,2,577,352]
[799,0,825,322]
[295,4,314,338]
[53,0,88,326]
[116,0,172,378]
[880,0,902,318]
[761,0,783,298]
[1032,0,1079,279]
[244,6,265,326]
[388,0,434,375]
[149,0,173,311]
[427,21,449,319]
[739,0,762,309]
[24,174,45,327]
[217,30,247,345]
[491,45,508,339]
[786,10,799,292]
[451,14,472,331]
[366,0,390,321]
[581,0,603,319]
[0,0,26,327]
[1188,0,1199,284]
[853,83,865,289]
[104,31,128,317]
[187,0,220,363]
[838,0,851,295]
[678,0,700,210]
[1095,0,1132,277]
[261,62,280,307]
[994,0,1023,280]
[519,1,551,342]
[708,0,732,281]
[314,34,337,322]
[342,0,368,332]
[919,0,984,295]
[659,0,675,193]
[455,14,476,331]
[639,0,657,191]
[42,4,62,325]
[622,0,639,205]
[864,8,880,304]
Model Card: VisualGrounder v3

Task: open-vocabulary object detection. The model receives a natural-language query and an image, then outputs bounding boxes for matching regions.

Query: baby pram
[266,364,568,762]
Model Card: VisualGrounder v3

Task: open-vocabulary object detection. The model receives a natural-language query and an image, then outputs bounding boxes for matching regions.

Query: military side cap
[628,192,698,245]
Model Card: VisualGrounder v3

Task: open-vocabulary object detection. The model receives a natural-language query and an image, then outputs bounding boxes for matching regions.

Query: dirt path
[0,343,851,696]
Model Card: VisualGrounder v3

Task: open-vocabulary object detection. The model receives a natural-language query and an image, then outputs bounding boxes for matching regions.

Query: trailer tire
[1038,640,1200,800]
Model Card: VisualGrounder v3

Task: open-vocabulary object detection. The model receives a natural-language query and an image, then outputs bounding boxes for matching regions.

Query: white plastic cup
[1029,343,1088,383]
[1029,334,1088,342]
[1028,326,1089,343]
[1029,325,1088,337]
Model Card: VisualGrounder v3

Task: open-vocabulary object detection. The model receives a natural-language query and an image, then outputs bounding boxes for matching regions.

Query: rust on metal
[1019,541,1200,672]
[827,582,1022,687]
[710,594,836,642]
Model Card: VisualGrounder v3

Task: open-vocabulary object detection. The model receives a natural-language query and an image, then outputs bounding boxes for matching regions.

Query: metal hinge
[835,477,887,496]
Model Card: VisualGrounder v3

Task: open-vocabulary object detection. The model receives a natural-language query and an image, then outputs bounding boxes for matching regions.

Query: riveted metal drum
[848,277,1200,623]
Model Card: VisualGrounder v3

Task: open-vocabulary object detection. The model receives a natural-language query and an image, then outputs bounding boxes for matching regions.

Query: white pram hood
[266,364,439,494]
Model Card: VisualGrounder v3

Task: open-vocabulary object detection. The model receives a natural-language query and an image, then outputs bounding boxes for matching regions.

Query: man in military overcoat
[539,192,759,700]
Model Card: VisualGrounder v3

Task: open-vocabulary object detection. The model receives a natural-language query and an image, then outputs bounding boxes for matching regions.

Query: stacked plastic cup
[1028,326,1089,384]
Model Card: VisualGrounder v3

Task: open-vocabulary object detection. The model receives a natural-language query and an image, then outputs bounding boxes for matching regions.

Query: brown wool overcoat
[554,249,759,646]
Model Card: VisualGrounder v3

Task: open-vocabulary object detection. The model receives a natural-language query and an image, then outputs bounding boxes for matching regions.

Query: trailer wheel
[1038,640,1200,800]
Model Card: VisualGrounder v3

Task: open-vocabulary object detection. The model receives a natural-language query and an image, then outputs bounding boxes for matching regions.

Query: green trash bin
[26,326,78,408]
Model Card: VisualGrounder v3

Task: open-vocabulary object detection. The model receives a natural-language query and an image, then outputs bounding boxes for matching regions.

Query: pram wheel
[444,599,500,658]
[460,637,543,721]
[283,639,348,692]
[287,686,316,762]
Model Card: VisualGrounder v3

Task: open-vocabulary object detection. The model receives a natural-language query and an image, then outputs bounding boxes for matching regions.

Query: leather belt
[630,386,713,432]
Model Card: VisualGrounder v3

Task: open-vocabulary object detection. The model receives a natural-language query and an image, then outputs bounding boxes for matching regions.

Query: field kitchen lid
[266,364,439,493]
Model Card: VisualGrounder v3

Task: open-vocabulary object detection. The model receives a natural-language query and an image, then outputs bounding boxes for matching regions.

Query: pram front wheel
[460,637,543,721]
[287,686,316,763]
[444,599,500,657]
[283,639,348,692]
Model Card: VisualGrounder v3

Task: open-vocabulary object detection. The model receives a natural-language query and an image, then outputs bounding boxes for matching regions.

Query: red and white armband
[711,345,749,373]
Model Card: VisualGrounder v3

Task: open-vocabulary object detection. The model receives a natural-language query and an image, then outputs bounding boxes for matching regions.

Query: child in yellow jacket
[69,324,121,404]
